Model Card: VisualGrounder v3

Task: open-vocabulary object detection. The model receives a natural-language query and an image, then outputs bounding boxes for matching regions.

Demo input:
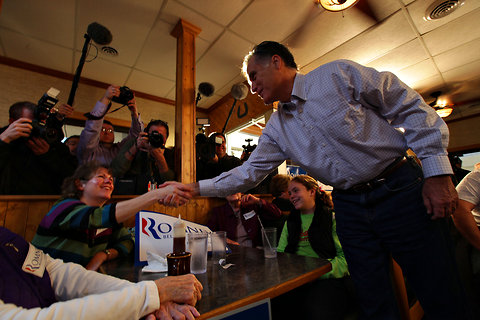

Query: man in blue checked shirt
[167,41,472,319]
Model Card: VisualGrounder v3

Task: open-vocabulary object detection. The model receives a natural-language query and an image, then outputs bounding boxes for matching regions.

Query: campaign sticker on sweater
[22,243,46,277]
[243,210,256,220]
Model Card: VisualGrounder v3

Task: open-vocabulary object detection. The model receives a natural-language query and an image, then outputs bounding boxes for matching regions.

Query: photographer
[77,85,143,167]
[0,101,75,194]
[110,119,175,194]
[197,132,241,180]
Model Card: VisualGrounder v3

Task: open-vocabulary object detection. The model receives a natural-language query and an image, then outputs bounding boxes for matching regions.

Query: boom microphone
[87,22,113,45]
[198,82,215,97]
[231,83,248,100]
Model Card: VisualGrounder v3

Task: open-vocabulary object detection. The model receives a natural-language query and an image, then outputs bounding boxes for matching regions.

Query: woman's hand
[156,182,194,207]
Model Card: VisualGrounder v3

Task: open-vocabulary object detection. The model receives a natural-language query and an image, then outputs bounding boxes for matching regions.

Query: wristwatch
[103,249,112,260]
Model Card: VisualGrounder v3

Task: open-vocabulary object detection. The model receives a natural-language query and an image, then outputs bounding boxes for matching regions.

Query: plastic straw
[257,215,272,250]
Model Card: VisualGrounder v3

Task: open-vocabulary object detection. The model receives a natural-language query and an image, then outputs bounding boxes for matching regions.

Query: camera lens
[148,130,165,149]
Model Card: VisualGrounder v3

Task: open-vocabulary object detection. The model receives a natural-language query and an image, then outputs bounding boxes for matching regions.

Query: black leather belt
[345,156,408,193]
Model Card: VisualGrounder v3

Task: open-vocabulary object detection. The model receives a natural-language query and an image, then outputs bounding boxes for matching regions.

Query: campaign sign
[135,210,211,266]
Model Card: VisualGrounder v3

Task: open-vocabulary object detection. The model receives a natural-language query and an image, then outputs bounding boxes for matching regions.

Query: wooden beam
[171,19,201,183]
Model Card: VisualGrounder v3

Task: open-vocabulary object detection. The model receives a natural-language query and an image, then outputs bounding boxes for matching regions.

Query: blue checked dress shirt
[200,60,452,197]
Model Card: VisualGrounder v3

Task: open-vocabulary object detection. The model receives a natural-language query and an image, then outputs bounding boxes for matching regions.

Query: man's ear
[271,55,282,69]
[75,179,85,191]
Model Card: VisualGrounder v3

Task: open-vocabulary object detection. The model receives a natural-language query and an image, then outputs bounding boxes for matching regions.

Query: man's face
[65,137,79,156]
[9,107,34,124]
[215,135,226,159]
[100,123,115,144]
[246,56,280,105]
[226,193,242,208]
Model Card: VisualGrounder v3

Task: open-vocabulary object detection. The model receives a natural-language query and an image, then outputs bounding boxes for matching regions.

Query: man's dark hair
[9,101,36,120]
[249,41,297,69]
[145,119,169,138]
[64,135,80,143]
[103,119,114,128]
[210,132,226,141]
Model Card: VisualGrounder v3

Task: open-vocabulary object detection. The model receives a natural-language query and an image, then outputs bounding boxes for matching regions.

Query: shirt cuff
[90,101,109,117]
[143,281,161,313]
[199,179,216,197]
[421,155,453,178]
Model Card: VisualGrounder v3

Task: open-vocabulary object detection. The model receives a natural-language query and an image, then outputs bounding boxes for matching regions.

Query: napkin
[142,251,167,273]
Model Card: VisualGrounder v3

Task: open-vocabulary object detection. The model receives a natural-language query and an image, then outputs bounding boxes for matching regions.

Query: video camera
[241,138,257,162]
[111,86,134,105]
[31,88,62,144]
[195,133,223,163]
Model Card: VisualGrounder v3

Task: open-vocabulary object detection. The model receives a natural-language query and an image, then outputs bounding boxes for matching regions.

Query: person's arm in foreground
[0,254,202,320]
[452,199,480,251]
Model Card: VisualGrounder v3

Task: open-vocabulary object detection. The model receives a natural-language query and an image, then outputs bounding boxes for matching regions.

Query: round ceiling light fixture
[424,0,465,21]
[317,0,359,12]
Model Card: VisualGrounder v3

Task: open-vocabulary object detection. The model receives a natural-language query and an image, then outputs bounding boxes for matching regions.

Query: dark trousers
[332,158,472,320]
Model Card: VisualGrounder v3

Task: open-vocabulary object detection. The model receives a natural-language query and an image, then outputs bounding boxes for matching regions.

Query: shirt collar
[279,73,306,113]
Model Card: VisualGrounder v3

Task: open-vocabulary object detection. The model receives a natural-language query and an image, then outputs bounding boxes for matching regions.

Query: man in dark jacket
[0,102,75,194]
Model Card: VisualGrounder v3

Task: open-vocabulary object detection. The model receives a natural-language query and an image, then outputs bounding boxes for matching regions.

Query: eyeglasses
[101,128,114,133]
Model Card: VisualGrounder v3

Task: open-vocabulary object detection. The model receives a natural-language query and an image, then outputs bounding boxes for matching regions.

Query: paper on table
[142,251,167,273]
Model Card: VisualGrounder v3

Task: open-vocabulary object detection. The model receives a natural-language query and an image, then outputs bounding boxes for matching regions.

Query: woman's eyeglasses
[101,128,114,133]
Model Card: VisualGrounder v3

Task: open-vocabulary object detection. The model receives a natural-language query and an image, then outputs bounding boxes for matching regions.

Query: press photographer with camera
[196,132,241,180]
[0,101,75,194]
[110,119,175,194]
[77,85,143,167]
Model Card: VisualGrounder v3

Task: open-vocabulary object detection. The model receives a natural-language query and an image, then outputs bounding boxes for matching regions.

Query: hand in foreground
[159,182,200,197]
[0,118,32,143]
[145,302,200,320]
[156,182,194,207]
[55,103,74,119]
[26,136,50,155]
[241,194,261,206]
[154,274,203,306]
[422,175,458,220]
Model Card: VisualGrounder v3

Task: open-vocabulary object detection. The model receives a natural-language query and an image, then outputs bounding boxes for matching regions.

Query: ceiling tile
[126,70,175,97]
[230,0,317,45]
[411,74,445,95]
[407,0,480,35]
[160,0,224,42]
[442,59,480,83]
[395,58,439,87]
[422,8,480,56]
[433,38,480,72]
[0,0,75,48]
[176,0,250,26]
[366,39,429,73]
[301,11,416,73]
[0,29,72,73]
[75,52,131,85]
[196,31,252,99]
[76,0,162,66]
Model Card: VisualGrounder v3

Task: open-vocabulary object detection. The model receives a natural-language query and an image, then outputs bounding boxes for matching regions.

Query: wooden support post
[171,19,201,183]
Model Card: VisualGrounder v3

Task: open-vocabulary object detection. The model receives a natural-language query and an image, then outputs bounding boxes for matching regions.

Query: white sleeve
[0,255,160,320]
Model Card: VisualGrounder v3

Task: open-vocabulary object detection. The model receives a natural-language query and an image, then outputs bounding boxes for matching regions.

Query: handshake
[152,182,199,208]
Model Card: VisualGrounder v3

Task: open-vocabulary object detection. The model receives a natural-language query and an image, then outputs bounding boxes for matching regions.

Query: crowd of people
[1,40,479,320]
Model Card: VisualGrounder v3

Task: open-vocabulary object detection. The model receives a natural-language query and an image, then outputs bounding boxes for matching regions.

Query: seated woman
[32,161,191,271]
[273,175,352,319]
[1,227,202,320]
[207,193,282,247]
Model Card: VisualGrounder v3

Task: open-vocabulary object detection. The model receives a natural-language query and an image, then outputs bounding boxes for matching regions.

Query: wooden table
[103,245,332,319]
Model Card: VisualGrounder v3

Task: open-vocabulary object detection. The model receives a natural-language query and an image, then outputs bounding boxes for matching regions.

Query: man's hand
[55,103,74,120]
[241,194,261,206]
[100,85,120,105]
[0,118,32,143]
[146,302,200,320]
[154,274,203,306]
[26,136,50,155]
[127,96,138,116]
[422,175,458,220]
[159,182,200,198]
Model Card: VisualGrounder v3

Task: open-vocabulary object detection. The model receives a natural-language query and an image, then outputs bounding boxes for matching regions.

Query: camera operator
[110,119,175,194]
[0,101,75,194]
[77,85,143,167]
[197,132,241,180]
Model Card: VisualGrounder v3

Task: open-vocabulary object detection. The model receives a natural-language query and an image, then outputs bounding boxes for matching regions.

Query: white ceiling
[1,0,480,117]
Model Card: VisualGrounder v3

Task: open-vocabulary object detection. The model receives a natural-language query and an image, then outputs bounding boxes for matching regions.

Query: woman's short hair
[61,162,112,199]
[290,175,333,209]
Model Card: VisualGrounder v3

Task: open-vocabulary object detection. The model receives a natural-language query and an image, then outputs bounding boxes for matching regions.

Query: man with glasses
[77,85,143,166]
